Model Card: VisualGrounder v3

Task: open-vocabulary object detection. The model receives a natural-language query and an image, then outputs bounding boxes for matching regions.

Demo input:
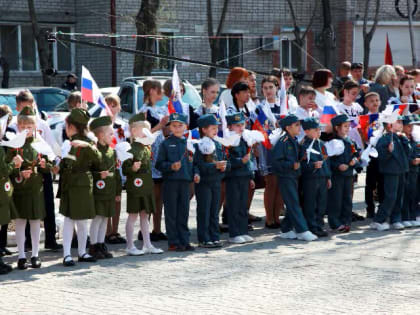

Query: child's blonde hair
[129,120,151,139]
[105,94,121,108]
[91,125,111,137]
[17,114,36,125]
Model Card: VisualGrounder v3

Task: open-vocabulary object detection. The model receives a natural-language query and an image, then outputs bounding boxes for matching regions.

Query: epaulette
[282,136,289,142]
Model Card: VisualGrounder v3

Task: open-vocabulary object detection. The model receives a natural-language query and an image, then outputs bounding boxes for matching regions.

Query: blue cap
[402,115,419,125]
[331,114,351,126]
[279,114,299,129]
[226,112,246,125]
[197,114,221,128]
[302,117,320,130]
[169,112,188,124]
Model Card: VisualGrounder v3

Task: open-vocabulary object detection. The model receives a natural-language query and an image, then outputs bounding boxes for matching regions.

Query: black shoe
[150,232,160,242]
[219,224,229,233]
[198,241,215,248]
[366,211,375,219]
[63,255,75,267]
[157,232,167,241]
[248,214,262,223]
[352,212,365,222]
[0,258,12,273]
[175,245,186,252]
[99,243,113,259]
[185,244,195,251]
[312,229,328,237]
[212,240,223,248]
[17,258,28,270]
[248,224,254,231]
[45,242,63,251]
[137,230,143,241]
[0,247,12,256]
[265,222,280,229]
[78,253,97,263]
[30,256,42,268]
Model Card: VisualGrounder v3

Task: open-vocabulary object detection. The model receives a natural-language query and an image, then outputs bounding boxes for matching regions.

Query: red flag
[384,34,393,65]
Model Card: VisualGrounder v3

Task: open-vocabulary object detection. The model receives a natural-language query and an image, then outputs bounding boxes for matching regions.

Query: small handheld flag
[252,108,272,149]
[320,105,337,124]
[168,65,184,114]
[278,73,288,118]
[81,66,112,117]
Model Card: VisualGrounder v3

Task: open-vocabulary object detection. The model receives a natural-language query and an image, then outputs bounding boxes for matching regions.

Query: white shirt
[315,90,337,115]
[287,94,299,114]
[219,89,233,107]
[295,106,320,142]
[336,102,364,122]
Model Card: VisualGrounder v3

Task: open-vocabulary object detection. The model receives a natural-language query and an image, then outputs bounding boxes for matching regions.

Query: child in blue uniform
[371,116,409,231]
[224,112,255,244]
[401,115,420,227]
[156,113,195,251]
[194,114,230,247]
[272,114,317,242]
[300,117,331,237]
[327,114,361,232]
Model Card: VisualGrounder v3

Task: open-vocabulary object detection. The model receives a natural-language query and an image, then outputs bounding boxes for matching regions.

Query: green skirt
[127,193,155,214]
[13,191,46,220]
[94,199,116,218]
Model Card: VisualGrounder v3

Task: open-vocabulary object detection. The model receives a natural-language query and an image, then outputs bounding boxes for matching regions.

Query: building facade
[0,0,419,88]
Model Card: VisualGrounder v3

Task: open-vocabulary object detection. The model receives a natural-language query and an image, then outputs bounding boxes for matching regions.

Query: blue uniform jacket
[329,137,361,177]
[225,138,253,179]
[272,133,301,178]
[300,137,331,179]
[155,135,194,181]
[376,133,409,175]
[406,137,418,174]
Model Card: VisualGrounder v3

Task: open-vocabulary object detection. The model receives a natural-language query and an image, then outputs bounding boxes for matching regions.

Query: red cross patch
[134,178,143,187]
[96,180,105,189]
[4,182,11,192]
[15,176,23,184]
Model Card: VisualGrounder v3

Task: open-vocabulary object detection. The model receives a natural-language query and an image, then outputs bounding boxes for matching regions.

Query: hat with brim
[67,108,90,125]
[331,114,352,126]
[129,112,146,125]
[197,114,221,128]
[280,114,299,129]
[89,116,112,130]
[226,112,246,125]
[169,112,188,124]
[302,117,320,130]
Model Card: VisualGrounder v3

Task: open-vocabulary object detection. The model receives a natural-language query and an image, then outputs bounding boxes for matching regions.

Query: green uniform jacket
[300,137,331,179]
[93,143,122,200]
[0,147,16,225]
[376,133,409,175]
[122,142,154,197]
[59,134,102,220]
[225,138,253,179]
[272,133,301,178]
[6,137,51,220]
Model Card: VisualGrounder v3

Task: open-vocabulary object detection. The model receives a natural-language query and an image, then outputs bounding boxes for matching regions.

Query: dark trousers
[277,177,309,234]
[402,172,417,221]
[0,225,7,248]
[163,180,191,246]
[374,174,405,224]
[328,174,353,229]
[25,173,57,245]
[365,157,384,215]
[302,177,328,232]
[195,181,221,243]
[225,177,249,238]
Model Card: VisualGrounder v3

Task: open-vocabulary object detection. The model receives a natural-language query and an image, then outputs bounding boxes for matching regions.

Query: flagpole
[407,0,418,67]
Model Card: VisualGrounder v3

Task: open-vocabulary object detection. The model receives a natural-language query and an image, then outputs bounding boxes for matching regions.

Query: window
[120,86,134,113]
[153,32,174,72]
[0,24,74,72]
[218,34,243,68]
[281,39,301,71]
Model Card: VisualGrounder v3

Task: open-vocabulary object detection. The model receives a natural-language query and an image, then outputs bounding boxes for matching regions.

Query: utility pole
[321,0,335,70]
[407,0,418,67]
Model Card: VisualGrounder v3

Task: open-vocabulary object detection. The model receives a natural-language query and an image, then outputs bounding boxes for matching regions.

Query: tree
[321,0,335,70]
[362,0,380,75]
[0,57,9,88]
[207,0,230,78]
[133,0,160,76]
[28,0,51,86]
[286,0,319,73]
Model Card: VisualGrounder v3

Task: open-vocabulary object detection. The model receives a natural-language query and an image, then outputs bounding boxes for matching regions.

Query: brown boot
[99,243,113,259]
[89,244,105,260]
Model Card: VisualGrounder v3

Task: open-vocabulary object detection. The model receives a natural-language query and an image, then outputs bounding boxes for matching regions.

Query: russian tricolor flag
[359,113,379,141]
[393,104,408,115]
[252,109,271,149]
[320,105,337,124]
[168,65,184,114]
[81,66,112,117]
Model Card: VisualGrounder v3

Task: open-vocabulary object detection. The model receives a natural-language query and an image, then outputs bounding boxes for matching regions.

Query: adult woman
[219,67,249,107]
[369,65,397,111]
[312,69,336,115]
[195,78,220,116]
[139,80,169,242]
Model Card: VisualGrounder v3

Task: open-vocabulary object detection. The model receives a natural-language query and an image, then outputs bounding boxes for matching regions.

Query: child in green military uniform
[300,117,331,237]
[156,113,195,251]
[272,114,317,242]
[371,116,409,231]
[0,114,22,274]
[401,115,420,227]
[6,106,52,269]
[59,108,102,266]
[194,114,230,248]
[123,113,163,256]
[88,116,122,259]
[224,112,255,244]
[327,114,361,233]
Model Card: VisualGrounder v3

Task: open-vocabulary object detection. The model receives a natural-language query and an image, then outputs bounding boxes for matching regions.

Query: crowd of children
[0,65,419,275]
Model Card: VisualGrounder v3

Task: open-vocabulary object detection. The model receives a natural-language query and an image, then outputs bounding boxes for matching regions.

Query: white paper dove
[0,130,28,148]
[186,130,199,154]
[61,140,72,159]
[31,136,56,161]
[324,139,345,157]
[412,125,420,142]
[368,125,384,147]
[360,144,378,167]
[379,106,401,125]
[198,136,216,155]
[0,114,8,138]
[135,129,160,146]
[269,128,285,146]
[242,129,265,147]
[213,129,241,147]
[115,142,133,163]
[261,100,277,127]
[306,139,321,163]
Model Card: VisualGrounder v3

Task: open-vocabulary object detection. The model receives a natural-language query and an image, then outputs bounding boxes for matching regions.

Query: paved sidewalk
[1,174,420,314]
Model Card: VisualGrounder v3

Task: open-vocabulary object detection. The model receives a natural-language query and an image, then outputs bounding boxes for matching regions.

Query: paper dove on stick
[31,136,56,161]
[242,129,265,147]
[269,128,285,147]
[305,139,321,163]
[324,139,345,157]
[114,142,133,163]
[135,129,160,146]
[213,129,241,147]
[0,130,28,149]
[198,136,216,155]
[186,130,199,154]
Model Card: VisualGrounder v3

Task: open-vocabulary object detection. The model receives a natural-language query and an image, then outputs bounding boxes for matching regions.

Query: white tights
[62,217,89,258]
[89,215,108,245]
[15,219,41,259]
[125,212,151,250]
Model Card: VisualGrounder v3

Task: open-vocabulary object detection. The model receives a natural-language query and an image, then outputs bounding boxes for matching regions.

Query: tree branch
[367,0,380,38]
[216,0,230,36]
[207,0,214,37]
[362,0,370,37]
[302,0,320,40]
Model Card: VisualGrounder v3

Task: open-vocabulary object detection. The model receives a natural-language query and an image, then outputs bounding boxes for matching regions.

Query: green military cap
[197,114,220,128]
[226,112,245,125]
[331,114,351,126]
[302,117,320,130]
[68,108,90,125]
[169,112,188,124]
[129,112,146,125]
[279,114,299,129]
[19,106,35,116]
[89,115,112,130]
